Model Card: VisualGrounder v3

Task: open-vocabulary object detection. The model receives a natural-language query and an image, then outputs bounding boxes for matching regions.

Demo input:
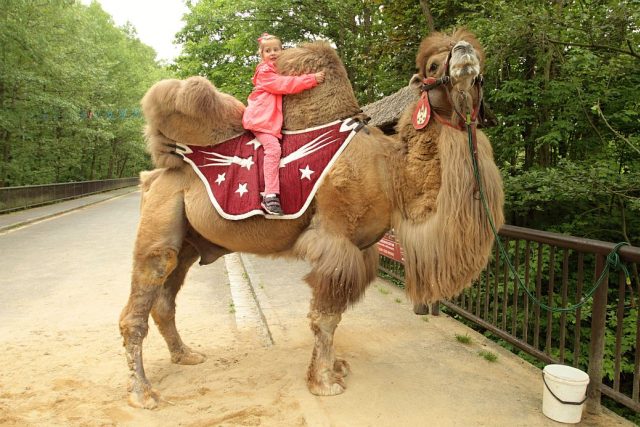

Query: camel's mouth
[448,41,480,85]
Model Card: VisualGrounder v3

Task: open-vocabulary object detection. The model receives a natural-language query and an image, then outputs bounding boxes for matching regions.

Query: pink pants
[254,132,281,195]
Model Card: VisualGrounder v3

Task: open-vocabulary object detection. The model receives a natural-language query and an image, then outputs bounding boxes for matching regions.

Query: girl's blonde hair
[257,33,281,55]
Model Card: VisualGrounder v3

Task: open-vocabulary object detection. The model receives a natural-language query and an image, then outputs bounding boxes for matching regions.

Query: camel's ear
[408,73,422,88]
[478,99,498,128]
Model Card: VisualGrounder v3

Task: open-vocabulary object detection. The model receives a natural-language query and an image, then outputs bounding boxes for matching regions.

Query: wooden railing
[0,178,139,214]
[378,225,640,414]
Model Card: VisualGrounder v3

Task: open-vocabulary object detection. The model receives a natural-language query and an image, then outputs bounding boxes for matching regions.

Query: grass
[478,350,498,362]
[455,334,472,344]
[242,272,248,280]
[228,302,236,314]
[394,298,402,303]
[421,315,429,322]
[377,286,390,295]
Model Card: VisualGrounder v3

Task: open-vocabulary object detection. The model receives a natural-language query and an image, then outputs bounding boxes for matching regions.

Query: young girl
[242,33,325,215]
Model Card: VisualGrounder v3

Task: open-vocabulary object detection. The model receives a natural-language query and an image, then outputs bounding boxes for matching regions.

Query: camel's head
[416,28,484,87]
[415,29,485,125]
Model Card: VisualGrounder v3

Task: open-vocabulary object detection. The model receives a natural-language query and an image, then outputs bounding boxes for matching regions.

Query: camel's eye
[429,62,439,73]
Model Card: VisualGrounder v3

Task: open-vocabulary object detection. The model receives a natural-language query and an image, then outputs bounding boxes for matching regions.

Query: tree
[0,0,172,186]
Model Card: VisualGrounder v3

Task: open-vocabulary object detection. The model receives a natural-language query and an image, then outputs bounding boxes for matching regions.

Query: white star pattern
[241,156,254,170]
[299,165,314,180]
[235,183,248,197]
[246,139,261,150]
[215,172,226,185]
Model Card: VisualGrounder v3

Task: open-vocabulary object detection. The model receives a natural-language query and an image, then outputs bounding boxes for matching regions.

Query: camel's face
[422,41,480,91]
[422,48,451,81]
[448,41,481,90]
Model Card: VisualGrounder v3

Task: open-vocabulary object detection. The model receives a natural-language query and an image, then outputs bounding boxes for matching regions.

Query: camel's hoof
[307,374,346,396]
[171,348,207,365]
[333,358,350,378]
[127,385,160,409]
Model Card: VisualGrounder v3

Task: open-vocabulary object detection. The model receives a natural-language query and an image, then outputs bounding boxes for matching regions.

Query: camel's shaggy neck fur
[393,112,504,302]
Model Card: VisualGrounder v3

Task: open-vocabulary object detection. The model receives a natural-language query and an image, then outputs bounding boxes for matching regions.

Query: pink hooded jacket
[242,60,318,138]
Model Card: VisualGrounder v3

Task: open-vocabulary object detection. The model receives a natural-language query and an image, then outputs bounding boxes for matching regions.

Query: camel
[119,29,504,409]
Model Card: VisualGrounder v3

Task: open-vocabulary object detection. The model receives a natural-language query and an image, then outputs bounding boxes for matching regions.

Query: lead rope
[465,116,632,312]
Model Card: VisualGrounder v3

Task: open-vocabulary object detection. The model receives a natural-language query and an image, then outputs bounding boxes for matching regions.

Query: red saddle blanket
[176,119,361,220]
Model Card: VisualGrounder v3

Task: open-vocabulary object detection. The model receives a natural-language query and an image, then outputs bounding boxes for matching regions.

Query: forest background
[1,0,638,246]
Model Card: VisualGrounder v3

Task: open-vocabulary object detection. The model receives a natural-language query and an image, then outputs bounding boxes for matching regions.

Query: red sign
[377,232,404,263]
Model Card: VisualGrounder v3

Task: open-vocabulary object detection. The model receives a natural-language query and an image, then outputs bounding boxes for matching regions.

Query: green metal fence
[377,225,640,414]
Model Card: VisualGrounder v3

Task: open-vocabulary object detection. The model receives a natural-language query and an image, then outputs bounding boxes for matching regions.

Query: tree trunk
[523,52,536,171]
[118,154,129,178]
[419,0,436,33]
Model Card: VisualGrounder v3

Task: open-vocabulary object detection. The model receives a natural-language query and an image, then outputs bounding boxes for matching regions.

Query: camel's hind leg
[119,171,187,409]
[150,241,206,365]
[150,230,229,365]
[298,237,379,395]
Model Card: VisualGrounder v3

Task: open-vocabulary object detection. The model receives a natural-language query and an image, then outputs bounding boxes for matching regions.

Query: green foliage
[0,0,172,186]
[478,350,498,362]
[455,334,472,344]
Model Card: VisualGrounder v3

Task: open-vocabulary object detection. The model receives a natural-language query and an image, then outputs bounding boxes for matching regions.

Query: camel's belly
[183,179,312,254]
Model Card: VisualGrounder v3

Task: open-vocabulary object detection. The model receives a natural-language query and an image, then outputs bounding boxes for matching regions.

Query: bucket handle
[542,372,588,405]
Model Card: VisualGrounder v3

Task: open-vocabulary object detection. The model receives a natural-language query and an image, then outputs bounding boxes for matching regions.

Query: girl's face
[260,39,282,62]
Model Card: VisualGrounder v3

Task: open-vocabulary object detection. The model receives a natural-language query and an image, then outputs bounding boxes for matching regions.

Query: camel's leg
[150,241,206,365]
[119,175,187,409]
[307,297,348,396]
[302,244,379,396]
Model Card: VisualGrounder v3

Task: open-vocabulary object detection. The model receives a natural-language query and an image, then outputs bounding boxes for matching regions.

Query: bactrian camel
[119,28,504,408]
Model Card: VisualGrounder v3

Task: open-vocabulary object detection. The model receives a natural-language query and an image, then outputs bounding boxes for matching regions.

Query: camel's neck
[428,85,480,129]
[390,108,444,223]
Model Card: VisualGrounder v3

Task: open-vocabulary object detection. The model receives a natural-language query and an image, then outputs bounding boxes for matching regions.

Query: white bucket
[542,364,590,424]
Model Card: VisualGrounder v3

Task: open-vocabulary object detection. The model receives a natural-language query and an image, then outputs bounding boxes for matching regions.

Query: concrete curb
[225,253,274,346]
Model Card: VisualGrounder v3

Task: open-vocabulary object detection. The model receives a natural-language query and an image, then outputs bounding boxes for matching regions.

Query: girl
[242,33,325,216]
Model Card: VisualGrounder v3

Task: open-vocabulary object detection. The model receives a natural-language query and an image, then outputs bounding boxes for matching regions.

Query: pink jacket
[242,60,318,138]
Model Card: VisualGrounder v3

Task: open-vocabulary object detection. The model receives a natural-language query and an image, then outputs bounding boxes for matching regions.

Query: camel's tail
[141,76,246,168]
[398,126,504,303]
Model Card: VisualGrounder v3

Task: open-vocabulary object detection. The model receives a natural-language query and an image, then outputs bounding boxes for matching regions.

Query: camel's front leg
[120,248,179,408]
[150,241,206,365]
[307,305,349,395]
[301,243,378,396]
[119,171,187,409]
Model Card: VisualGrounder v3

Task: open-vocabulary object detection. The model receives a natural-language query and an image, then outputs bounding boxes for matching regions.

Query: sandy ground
[0,192,632,426]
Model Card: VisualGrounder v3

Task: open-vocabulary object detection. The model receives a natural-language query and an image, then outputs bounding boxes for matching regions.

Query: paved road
[0,189,631,426]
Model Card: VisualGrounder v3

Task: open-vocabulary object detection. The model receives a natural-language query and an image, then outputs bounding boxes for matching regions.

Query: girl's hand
[315,71,326,84]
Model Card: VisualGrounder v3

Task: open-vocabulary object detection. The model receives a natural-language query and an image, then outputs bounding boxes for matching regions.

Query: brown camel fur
[119,32,504,409]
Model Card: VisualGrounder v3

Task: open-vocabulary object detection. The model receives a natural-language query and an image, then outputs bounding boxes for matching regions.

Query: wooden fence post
[587,254,608,414]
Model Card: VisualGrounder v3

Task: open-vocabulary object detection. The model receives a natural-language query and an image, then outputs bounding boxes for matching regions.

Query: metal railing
[378,225,640,414]
[0,177,140,214]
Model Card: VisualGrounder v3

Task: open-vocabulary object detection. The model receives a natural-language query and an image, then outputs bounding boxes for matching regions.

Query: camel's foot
[307,358,349,396]
[171,346,207,365]
[127,377,160,409]
[333,358,350,378]
[307,369,346,396]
